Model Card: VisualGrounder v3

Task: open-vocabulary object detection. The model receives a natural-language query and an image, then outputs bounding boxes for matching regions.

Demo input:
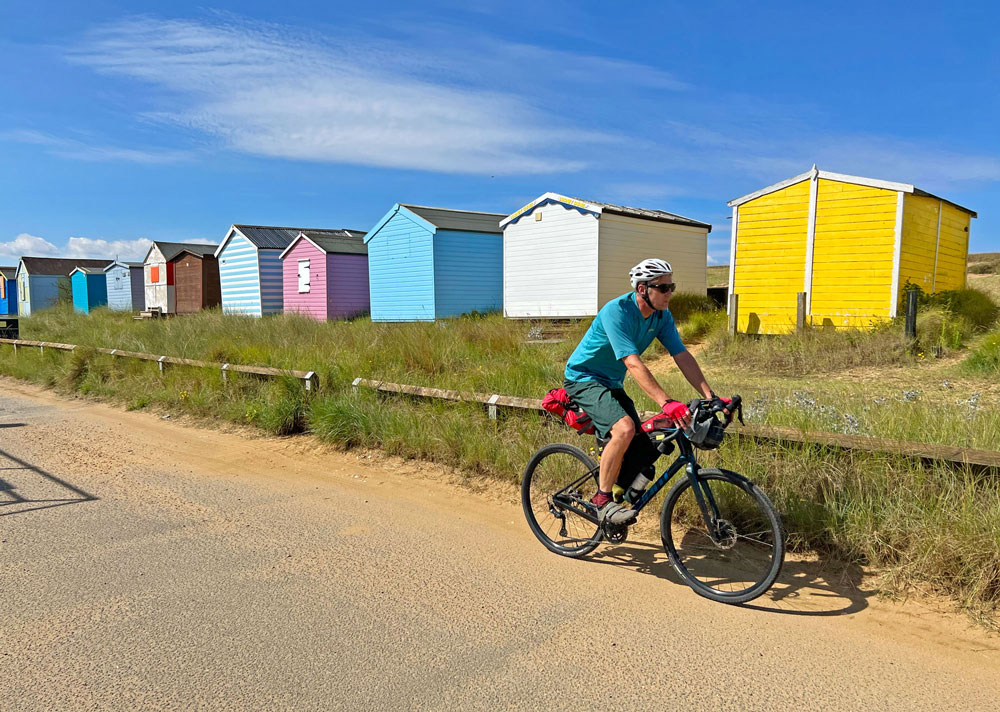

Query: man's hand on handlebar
[661,399,692,430]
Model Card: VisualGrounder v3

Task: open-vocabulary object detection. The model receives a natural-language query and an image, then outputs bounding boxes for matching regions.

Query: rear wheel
[521,443,603,557]
[660,468,784,604]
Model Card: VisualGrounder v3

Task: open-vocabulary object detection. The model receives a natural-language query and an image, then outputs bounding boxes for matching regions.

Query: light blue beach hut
[105,261,145,312]
[215,225,303,317]
[16,257,111,316]
[71,267,109,314]
[363,204,505,321]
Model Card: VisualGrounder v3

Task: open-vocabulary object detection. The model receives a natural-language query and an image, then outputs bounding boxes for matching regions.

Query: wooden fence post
[487,394,500,420]
[221,363,229,383]
[796,292,807,334]
[303,371,317,392]
[728,294,739,336]
[352,377,362,395]
[905,289,919,340]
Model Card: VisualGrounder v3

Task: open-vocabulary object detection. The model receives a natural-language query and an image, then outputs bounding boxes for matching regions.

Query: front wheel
[660,468,784,604]
[521,443,603,558]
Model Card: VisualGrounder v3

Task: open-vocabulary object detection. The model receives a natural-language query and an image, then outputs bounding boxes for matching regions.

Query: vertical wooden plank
[728,293,739,336]
[803,166,819,314]
[796,292,807,333]
[932,199,943,294]
[727,206,738,317]
[889,191,905,317]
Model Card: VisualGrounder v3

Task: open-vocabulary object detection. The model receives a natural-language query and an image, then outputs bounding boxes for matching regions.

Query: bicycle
[521,395,785,604]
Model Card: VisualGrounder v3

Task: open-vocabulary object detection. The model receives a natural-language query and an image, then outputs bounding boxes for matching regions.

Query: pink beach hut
[279,229,369,321]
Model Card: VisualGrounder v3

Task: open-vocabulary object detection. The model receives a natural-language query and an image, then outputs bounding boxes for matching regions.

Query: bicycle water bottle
[624,468,653,504]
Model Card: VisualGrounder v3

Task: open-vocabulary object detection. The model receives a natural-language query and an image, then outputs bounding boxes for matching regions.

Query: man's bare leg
[598,415,635,494]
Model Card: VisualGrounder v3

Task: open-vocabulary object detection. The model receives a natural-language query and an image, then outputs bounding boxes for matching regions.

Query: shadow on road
[0,423,27,429]
[0,447,98,517]
[588,540,874,616]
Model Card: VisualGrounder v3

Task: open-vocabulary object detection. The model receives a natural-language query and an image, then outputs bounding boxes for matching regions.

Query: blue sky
[1,0,997,264]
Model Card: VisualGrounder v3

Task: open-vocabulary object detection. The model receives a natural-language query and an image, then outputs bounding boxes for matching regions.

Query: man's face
[641,274,675,309]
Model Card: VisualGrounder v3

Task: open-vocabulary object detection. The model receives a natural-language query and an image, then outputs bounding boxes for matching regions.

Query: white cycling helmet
[629,258,673,289]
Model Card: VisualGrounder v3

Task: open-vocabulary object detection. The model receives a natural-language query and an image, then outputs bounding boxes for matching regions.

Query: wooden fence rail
[2,339,996,469]
[352,377,1000,470]
[0,338,318,390]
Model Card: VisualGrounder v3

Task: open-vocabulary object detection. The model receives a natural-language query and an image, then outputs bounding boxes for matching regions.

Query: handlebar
[641,394,745,440]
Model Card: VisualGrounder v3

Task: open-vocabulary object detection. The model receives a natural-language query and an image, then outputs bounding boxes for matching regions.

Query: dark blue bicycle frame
[552,428,724,538]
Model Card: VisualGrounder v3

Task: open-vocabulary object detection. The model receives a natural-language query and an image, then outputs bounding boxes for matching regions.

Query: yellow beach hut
[726,166,977,333]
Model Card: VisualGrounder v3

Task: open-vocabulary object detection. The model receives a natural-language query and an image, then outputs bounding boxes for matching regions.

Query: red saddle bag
[542,388,597,435]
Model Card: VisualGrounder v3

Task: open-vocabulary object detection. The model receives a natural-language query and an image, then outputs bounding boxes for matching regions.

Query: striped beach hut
[216,225,307,317]
[15,257,112,317]
[71,267,109,314]
[279,230,369,321]
[143,242,218,314]
[363,204,505,321]
[0,266,16,315]
[104,261,144,312]
[727,166,978,333]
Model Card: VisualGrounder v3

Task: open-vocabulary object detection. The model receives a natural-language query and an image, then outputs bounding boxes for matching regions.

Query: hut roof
[70,267,106,276]
[19,257,112,276]
[500,193,711,230]
[148,242,218,262]
[727,165,978,217]
[230,225,302,249]
[401,205,506,234]
[0,266,16,279]
[280,230,368,259]
[104,261,143,271]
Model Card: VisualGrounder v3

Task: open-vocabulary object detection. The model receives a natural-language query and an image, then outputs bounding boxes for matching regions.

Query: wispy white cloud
[65,236,151,261]
[0,233,151,261]
[0,233,61,258]
[655,120,1000,194]
[0,129,191,164]
[66,16,662,175]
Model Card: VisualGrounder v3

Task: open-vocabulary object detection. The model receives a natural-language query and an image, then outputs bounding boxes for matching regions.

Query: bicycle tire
[660,468,784,604]
[521,443,603,558]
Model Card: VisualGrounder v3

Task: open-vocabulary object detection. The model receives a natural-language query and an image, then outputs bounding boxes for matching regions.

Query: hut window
[0,279,4,300]
[298,259,311,293]
[150,265,160,283]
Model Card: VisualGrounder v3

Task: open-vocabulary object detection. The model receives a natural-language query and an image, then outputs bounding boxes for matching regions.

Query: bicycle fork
[685,465,726,544]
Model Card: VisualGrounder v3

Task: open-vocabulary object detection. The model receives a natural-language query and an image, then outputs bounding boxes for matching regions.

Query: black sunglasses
[646,282,676,294]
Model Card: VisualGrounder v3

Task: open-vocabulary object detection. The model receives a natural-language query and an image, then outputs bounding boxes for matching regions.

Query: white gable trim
[728,166,915,207]
[214,225,253,259]
[500,192,603,228]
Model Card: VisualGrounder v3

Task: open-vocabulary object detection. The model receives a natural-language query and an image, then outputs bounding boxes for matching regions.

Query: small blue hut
[17,257,112,316]
[363,204,505,321]
[71,267,109,314]
[0,266,16,315]
[104,261,145,312]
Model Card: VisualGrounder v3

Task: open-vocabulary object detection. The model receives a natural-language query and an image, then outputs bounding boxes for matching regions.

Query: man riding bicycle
[564,258,728,526]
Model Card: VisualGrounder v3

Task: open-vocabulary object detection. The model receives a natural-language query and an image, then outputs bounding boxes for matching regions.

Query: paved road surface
[1,379,997,710]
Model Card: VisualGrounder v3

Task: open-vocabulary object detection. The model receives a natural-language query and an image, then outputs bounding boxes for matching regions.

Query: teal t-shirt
[564,292,686,389]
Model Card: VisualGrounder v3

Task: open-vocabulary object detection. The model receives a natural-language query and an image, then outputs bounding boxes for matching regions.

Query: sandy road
[1,377,998,711]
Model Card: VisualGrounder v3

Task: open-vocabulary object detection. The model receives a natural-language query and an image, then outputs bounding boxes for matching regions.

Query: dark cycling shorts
[563,379,662,485]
